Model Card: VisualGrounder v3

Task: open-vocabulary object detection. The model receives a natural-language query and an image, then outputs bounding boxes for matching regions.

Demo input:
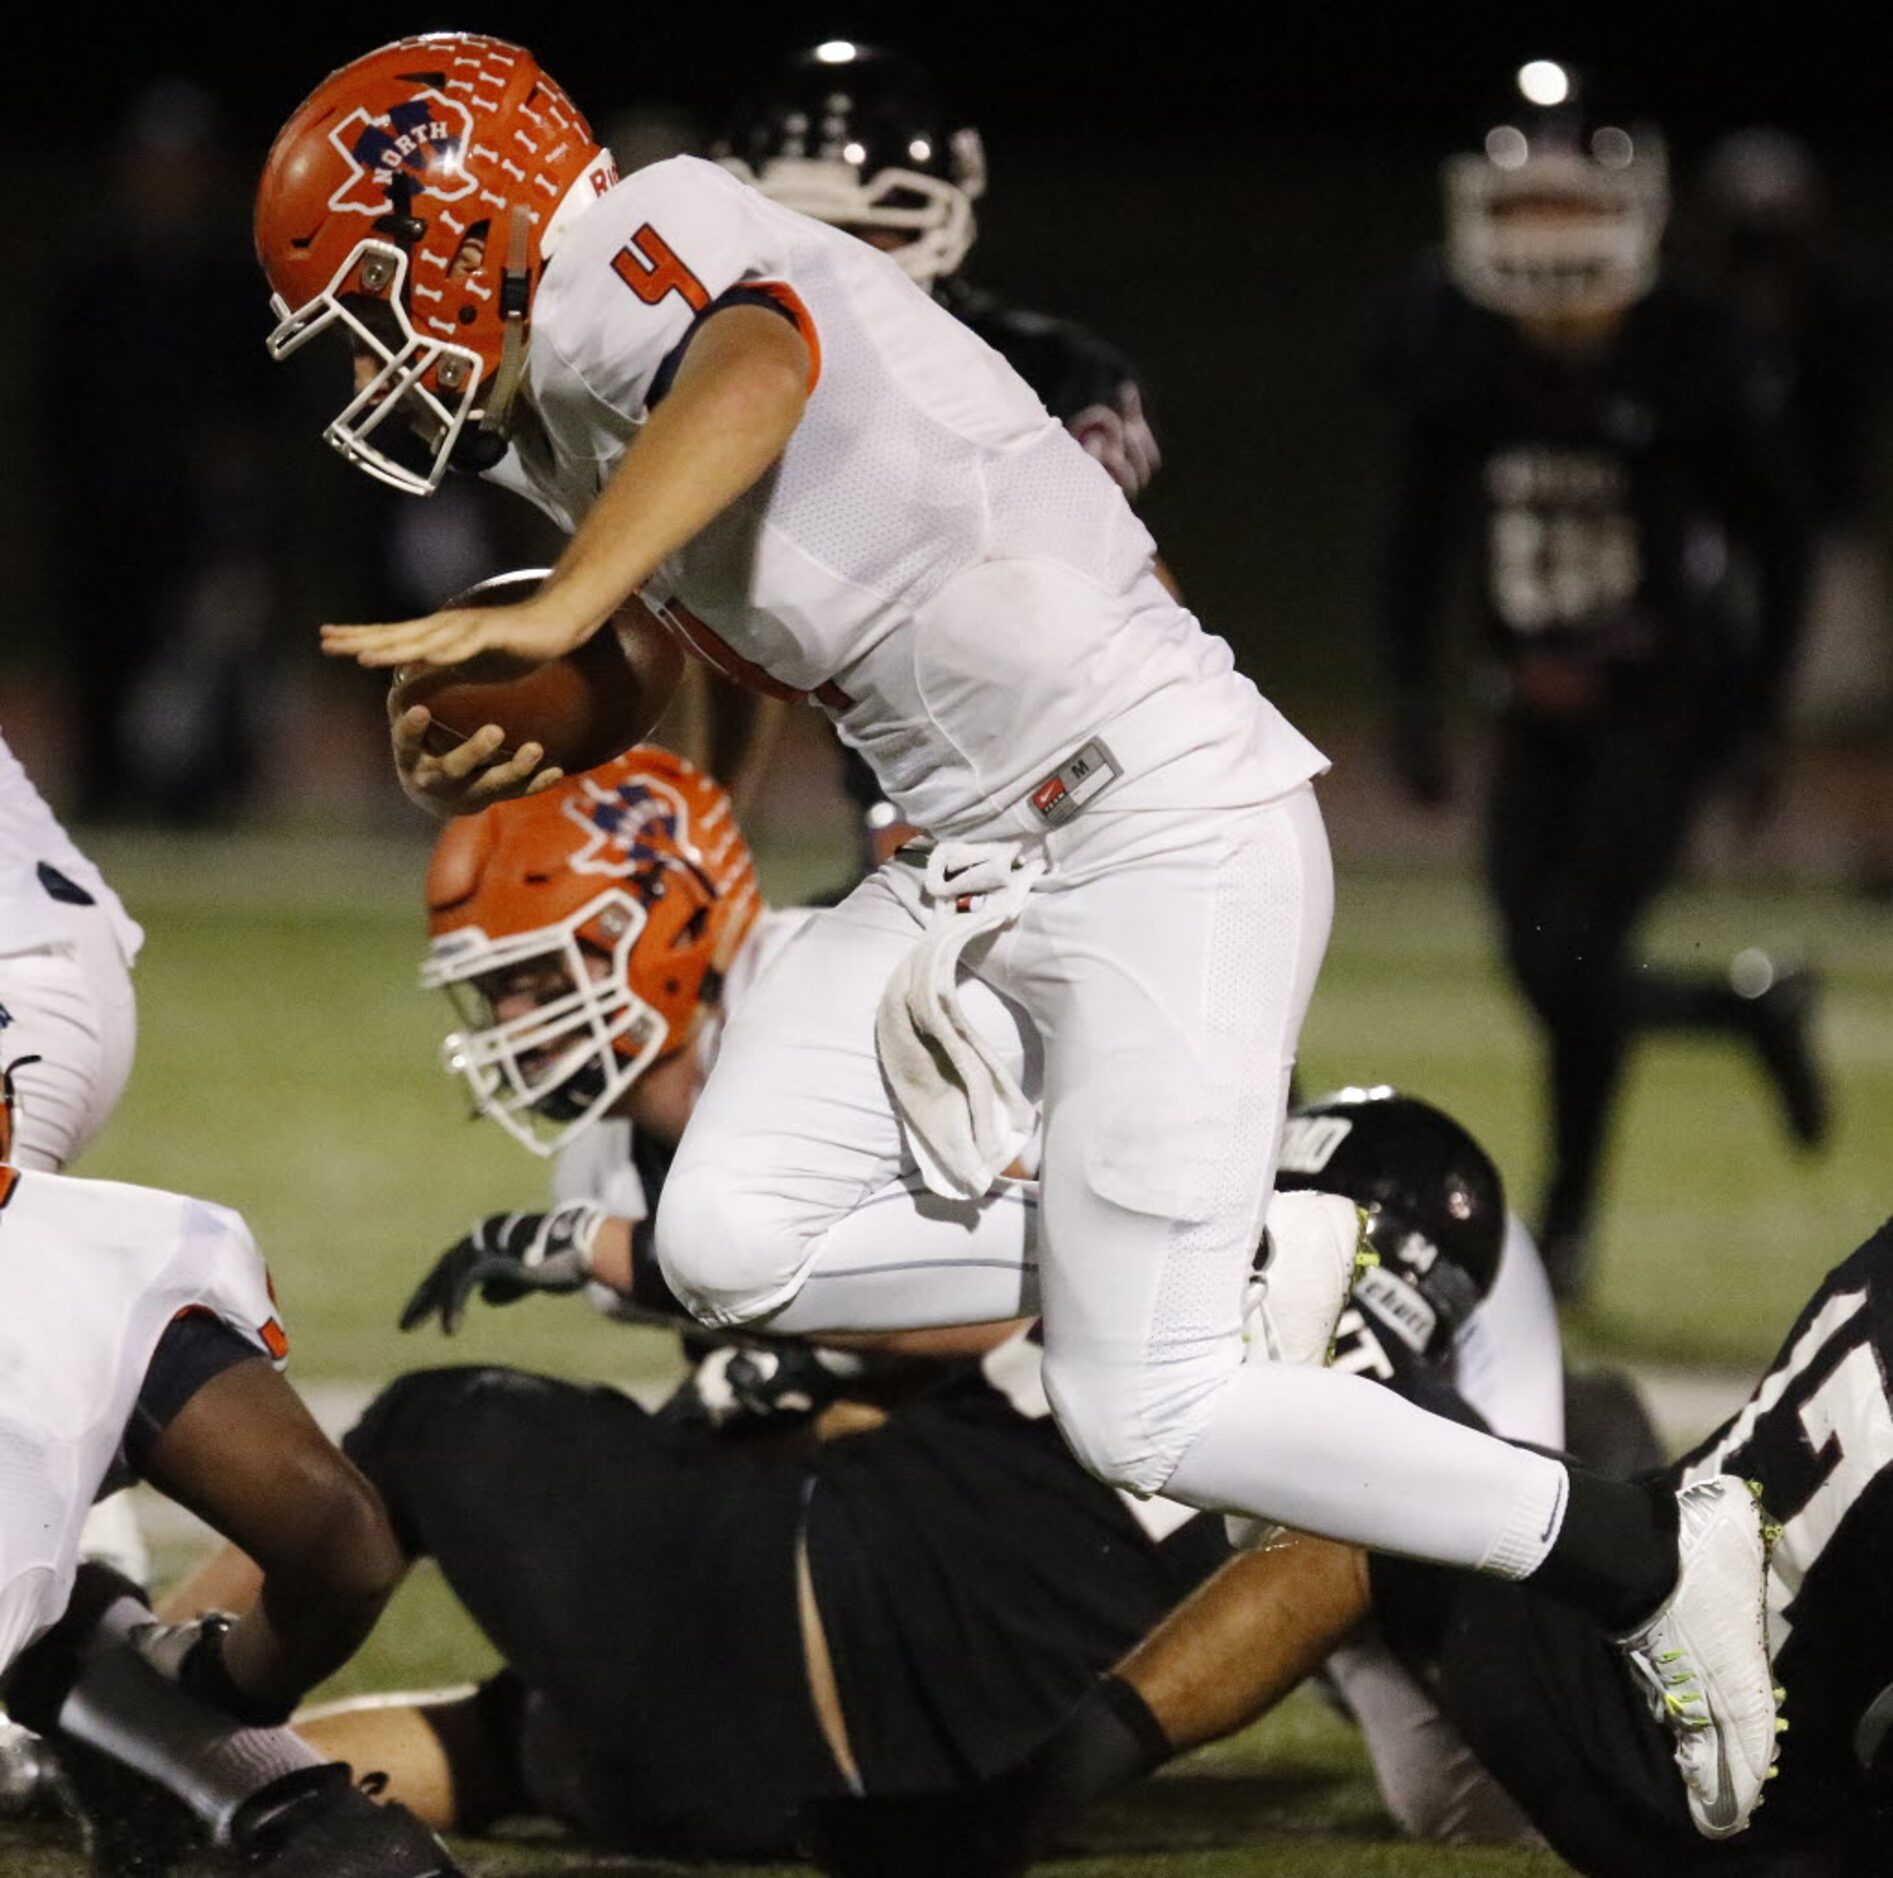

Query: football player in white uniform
[0,730,150,1759]
[0,1064,459,1875]
[262,35,1781,1836]
[0,730,139,1174]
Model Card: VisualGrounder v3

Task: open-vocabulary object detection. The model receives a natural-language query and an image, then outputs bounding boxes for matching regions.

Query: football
[392,572,685,778]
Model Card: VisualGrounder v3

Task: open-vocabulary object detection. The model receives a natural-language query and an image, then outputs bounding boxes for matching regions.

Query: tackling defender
[870,1213,1893,1877]
[261,34,1780,1833]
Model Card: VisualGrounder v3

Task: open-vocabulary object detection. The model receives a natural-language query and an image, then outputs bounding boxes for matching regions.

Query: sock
[1160,1361,1569,1576]
[1525,1469,1680,1632]
[55,1596,322,1842]
[1000,1675,1172,1849]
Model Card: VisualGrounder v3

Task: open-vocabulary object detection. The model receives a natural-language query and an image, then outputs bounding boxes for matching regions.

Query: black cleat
[228,1764,463,1877]
[44,1736,203,1878]
[1741,966,1830,1150]
[0,1720,68,1821]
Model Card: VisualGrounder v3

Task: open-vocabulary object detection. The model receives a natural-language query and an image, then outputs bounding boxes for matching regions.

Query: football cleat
[0,1719,66,1821]
[227,1764,463,1877]
[1242,1191,1375,1368]
[1618,1476,1779,1840]
[1227,1192,1375,1551]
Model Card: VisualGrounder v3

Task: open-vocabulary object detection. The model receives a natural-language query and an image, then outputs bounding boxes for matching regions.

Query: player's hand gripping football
[323,595,597,671]
[386,686,565,820]
[400,1201,607,1335]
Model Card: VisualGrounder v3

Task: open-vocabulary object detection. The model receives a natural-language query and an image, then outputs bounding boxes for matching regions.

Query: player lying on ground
[821,1221,1893,1877]
[0,1064,458,1875]
[159,768,1594,1856]
[265,36,1780,1833]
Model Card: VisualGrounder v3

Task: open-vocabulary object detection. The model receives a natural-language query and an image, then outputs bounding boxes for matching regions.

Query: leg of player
[2,1354,455,1872]
[665,786,1777,1838]
[659,865,1043,1337]
[809,1535,1372,1877]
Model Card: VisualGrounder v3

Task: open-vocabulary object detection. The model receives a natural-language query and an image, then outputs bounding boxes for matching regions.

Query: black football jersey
[1377,262,1810,719]
[1371,1220,1893,1874]
[933,275,1159,498]
[1669,1219,1893,1860]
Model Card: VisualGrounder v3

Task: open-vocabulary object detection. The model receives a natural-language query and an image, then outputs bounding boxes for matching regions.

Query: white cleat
[1618,1476,1781,1841]
[1243,1190,1373,1367]
[1226,1192,1374,1551]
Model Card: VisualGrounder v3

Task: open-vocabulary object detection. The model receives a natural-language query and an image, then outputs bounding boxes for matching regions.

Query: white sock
[1160,1361,1569,1577]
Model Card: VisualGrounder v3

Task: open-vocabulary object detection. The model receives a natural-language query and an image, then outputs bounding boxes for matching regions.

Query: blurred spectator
[45,81,280,824]
[1684,129,1893,895]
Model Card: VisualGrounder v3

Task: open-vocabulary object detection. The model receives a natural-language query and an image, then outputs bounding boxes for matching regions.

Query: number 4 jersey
[486,155,1325,837]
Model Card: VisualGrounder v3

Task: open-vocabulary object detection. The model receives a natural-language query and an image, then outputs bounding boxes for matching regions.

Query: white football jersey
[490,157,1325,834]
[0,1168,283,1666]
[0,730,142,961]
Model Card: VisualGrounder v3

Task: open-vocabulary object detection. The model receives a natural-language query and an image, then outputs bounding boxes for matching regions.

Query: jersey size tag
[1028,738,1121,827]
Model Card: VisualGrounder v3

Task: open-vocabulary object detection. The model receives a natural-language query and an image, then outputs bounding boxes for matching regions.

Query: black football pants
[1483,686,1748,1245]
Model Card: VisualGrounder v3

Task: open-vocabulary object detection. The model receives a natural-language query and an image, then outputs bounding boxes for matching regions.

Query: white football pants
[0,909,137,1172]
[659,782,1566,1574]
[1,908,149,1590]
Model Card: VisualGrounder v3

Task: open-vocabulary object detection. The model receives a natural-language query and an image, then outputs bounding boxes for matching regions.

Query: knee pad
[1038,1354,1170,1498]
[654,1165,816,1329]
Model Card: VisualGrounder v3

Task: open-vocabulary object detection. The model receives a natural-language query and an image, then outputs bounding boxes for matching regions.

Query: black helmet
[719,41,985,286]
[1276,1087,1506,1362]
[1443,59,1668,319]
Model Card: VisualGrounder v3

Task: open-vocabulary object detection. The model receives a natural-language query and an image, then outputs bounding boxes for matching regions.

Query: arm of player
[321,305,812,671]
[1380,412,1460,808]
[399,1202,626,1335]
[138,1358,405,1720]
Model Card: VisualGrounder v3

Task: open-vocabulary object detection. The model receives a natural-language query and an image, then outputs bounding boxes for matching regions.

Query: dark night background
[3,0,1887,810]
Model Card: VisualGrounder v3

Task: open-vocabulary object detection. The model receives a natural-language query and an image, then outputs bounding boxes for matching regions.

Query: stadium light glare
[1518,60,1571,107]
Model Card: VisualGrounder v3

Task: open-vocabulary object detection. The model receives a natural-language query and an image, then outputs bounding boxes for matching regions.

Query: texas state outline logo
[327,92,480,215]
[563,775,698,902]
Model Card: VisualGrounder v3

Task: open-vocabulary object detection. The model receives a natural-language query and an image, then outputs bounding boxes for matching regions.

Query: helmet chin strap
[479,209,534,438]
[450,206,532,476]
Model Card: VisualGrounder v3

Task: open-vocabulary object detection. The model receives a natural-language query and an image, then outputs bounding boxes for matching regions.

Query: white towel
[875,840,1046,1201]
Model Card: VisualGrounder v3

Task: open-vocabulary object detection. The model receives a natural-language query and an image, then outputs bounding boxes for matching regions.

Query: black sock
[1001,1674,1173,1849]
[1526,1469,1679,1632]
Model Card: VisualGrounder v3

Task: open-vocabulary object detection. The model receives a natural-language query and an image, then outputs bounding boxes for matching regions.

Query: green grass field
[6,827,1889,1876]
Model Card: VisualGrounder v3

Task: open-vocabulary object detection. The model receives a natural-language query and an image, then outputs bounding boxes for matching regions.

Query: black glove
[399,1201,606,1335]
[1389,710,1451,807]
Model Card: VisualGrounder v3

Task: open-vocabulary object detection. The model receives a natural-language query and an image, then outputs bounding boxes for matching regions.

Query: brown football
[393,574,685,779]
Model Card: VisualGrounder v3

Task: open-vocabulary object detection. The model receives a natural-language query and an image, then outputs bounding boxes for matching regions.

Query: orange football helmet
[422,748,763,1154]
[255,33,616,494]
